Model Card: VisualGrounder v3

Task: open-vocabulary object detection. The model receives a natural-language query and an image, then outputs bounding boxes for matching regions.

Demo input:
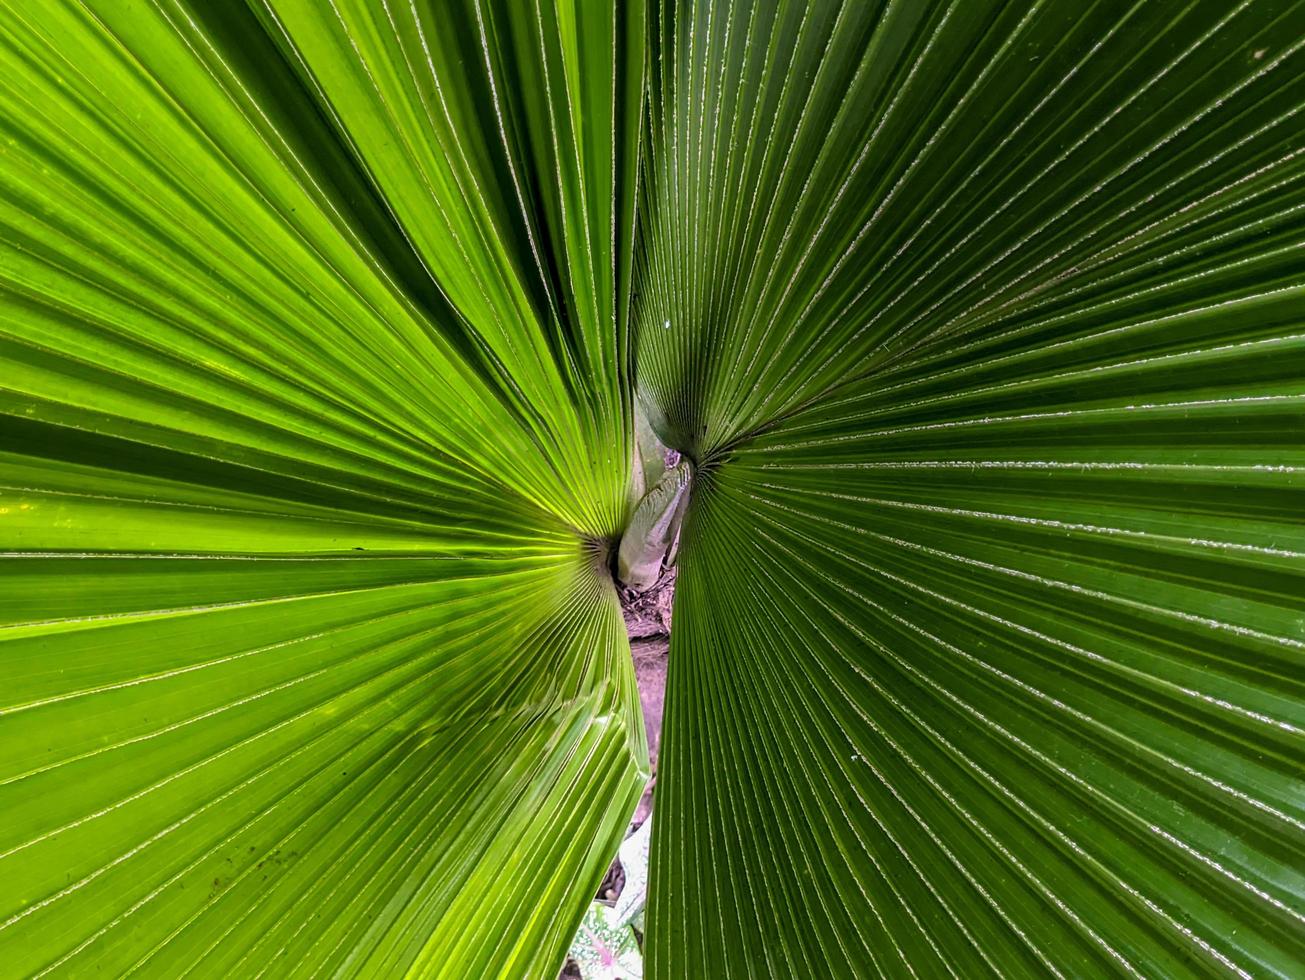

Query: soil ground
[621,566,674,823]
[560,566,674,977]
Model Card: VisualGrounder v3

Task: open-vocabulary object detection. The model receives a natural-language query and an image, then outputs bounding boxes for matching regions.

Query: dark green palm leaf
[637,2,1305,976]
[1,0,1301,977]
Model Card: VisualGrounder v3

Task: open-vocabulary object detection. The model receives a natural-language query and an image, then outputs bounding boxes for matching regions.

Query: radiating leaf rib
[3,0,1304,976]
[0,1,645,976]
[637,1,1305,977]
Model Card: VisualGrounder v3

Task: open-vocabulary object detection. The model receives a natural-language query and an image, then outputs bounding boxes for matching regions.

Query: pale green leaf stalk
[612,817,652,928]
[617,461,692,591]
[629,407,670,510]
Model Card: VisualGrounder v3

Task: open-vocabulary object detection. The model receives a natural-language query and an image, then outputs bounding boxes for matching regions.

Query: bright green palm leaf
[636,1,1305,976]
[0,0,644,976]
[3,0,1304,977]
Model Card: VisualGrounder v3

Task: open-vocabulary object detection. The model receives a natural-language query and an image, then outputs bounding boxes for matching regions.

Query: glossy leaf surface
[0,1,645,976]
[636,1,1305,977]
[1,0,1303,978]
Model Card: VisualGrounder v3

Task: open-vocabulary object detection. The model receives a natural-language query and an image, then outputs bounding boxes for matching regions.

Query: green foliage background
[1,1,1302,977]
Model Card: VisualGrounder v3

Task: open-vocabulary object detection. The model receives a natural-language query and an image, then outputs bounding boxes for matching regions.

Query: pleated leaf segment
[636,1,1305,977]
[1,1,1303,978]
[0,0,645,976]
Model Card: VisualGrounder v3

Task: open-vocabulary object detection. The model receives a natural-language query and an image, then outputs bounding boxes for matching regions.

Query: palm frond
[0,1,644,975]
[636,1,1305,975]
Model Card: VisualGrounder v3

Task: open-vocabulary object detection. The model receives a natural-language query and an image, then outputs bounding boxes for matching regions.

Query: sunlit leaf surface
[0,2,646,976]
[2,0,1303,977]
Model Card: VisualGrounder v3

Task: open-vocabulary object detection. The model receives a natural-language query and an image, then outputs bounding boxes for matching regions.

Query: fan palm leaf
[1,1,1302,977]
